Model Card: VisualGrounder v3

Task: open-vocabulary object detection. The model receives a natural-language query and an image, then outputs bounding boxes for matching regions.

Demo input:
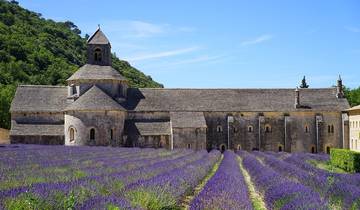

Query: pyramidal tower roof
[87,27,110,45]
[64,86,126,111]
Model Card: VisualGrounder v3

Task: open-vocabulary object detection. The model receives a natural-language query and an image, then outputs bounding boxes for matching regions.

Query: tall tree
[300,76,309,88]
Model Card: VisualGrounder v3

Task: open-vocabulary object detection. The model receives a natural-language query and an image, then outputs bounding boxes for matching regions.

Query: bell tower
[87,26,112,66]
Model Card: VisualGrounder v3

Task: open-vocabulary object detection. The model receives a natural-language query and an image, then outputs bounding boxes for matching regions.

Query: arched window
[90,128,95,140]
[328,125,331,133]
[331,125,334,133]
[265,125,272,133]
[94,48,102,62]
[69,127,75,142]
[248,125,253,133]
[305,125,309,133]
[187,143,191,149]
[216,125,223,133]
[195,128,200,136]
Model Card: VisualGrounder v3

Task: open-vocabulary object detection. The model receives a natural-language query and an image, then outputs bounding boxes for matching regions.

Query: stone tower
[66,27,128,101]
[87,26,112,66]
[64,27,128,146]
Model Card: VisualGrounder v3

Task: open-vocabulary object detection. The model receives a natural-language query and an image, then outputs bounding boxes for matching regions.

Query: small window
[331,125,334,133]
[110,129,113,140]
[187,143,191,149]
[278,145,283,152]
[305,125,309,133]
[90,128,95,140]
[265,125,271,133]
[71,85,77,95]
[94,48,102,62]
[233,127,238,133]
[248,125,253,133]
[216,125,223,133]
[195,128,200,136]
[69,127,75,142]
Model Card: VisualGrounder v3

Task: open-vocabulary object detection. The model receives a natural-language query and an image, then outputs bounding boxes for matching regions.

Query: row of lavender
[240,150,360,209]
[0,144,221,209]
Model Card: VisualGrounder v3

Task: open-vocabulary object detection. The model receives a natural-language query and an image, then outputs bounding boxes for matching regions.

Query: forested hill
[0,0,163,129]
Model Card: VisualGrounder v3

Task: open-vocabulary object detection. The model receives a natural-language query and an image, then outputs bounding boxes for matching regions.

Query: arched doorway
[278,145,283,152]
[219,144,226,153]
[326,146,331,154]
[311,146,316,154]
[237,144,241,151]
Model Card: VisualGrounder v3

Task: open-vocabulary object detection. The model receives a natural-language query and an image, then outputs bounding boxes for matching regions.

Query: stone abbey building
[10,28,351,153]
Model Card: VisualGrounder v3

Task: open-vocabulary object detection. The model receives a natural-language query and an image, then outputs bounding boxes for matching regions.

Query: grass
[126,188,179,210]
[181,154,223,209]
[308,160,348,174]
[237,156,267,210]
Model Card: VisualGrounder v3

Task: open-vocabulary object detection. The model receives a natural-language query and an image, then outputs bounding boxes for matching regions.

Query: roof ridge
[19,85,66,88]
[136,87,336,90]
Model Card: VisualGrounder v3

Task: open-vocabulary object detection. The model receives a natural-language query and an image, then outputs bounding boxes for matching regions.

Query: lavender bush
[239,151,326,210]
[190,151,253,210]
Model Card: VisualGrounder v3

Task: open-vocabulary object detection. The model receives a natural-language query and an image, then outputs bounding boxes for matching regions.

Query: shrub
[330,148,360,173]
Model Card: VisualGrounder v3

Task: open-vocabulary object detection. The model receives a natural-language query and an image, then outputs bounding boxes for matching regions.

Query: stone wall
[172,127,206,150]
[64,110,126,146]
[349,110,360,151]
[10,135,64,145]
[203,111,345,153]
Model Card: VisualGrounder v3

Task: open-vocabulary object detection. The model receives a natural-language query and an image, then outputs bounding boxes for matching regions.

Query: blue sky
[18,0,360,88]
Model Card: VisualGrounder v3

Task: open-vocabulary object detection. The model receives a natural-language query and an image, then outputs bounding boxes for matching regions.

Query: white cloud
[241,34,273,46]
[125,47,200,61]
[345,26,360,33]
[102,20,195,38]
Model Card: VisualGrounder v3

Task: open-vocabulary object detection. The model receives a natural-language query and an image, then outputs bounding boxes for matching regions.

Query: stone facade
[347,106,360,151]
[9,28,351,152]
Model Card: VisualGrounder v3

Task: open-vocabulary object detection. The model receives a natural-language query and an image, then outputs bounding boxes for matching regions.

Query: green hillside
[0,0,163,129]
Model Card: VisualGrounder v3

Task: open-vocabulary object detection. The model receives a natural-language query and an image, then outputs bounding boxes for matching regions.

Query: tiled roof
[126,88,350,112]
[67,64,127,81]
[10,85,69,113]
[64,86,126,111]
[170,112,207,128]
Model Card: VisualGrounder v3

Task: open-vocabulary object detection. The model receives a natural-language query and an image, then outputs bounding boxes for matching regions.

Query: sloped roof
[347,105,360,111]
[87,28,110,45]
[126,88,350,112]
[67,64,127,81]
[10,121,64,136]
[64,86,125,111]
[170,112,207,128]
[10,85,69,113]
[124,121,171,136]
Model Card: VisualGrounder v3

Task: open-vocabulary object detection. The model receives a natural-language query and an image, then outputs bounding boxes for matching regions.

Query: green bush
[330,148,360,173]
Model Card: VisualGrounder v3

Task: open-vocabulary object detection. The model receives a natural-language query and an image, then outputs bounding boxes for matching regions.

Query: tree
[300,76,309,88]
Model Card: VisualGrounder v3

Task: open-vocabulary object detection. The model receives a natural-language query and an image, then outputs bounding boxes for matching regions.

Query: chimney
[295,87,300,108]
[336,75,344,98]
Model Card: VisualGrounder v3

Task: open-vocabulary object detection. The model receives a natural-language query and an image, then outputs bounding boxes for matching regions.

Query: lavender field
[0,145,359,210]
